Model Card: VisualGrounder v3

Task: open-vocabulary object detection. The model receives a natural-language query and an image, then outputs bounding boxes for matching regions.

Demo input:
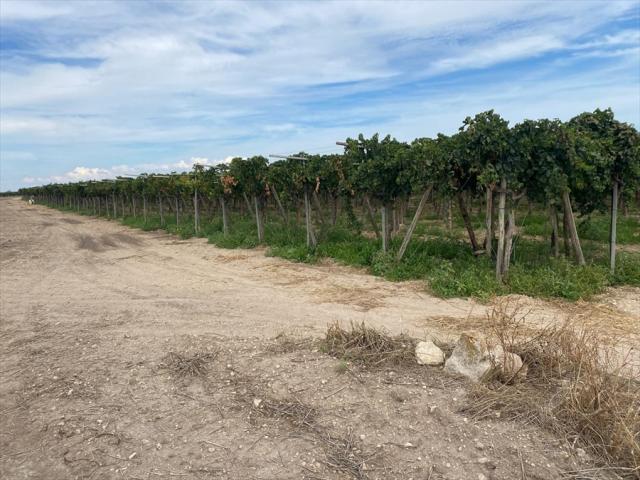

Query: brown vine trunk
[457,191,479,252]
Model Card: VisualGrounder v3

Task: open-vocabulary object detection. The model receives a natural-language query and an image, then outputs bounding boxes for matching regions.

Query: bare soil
[1,197,638,480]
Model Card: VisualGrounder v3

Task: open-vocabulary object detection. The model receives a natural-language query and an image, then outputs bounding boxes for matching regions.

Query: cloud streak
[21,157,227,185]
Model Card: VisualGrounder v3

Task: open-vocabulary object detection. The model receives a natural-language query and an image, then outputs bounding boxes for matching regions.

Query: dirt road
[0,197,493,340]
[1,197,636,479]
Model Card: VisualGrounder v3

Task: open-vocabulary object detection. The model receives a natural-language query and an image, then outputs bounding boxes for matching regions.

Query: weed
[335,360,349,375]
[160,351,217,377]
[323,321,416,367]
[463,304,640,478]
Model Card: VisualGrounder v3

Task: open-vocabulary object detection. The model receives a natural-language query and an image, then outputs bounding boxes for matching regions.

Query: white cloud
[430,34,565,74]
[0,116,59,134]
[23,166,111,184]
[21,157,226,185]
[263,123,298,133]
[574,29,640,49]
[0,0,72,21]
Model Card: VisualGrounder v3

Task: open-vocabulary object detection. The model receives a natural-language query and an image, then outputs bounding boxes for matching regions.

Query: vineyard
[20,108,640,300]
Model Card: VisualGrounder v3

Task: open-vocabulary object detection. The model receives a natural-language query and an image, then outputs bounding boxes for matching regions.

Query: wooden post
[270,185,288,224]
[392,202,398,235]
[549,203,559,258]
[363,195,380,239]
[447,198,453,230]
[219,196,229,235]
[609,181,619,274]
[562,206,572,258]
[254,195,264,242]
[484,186,493,255]
[397,187,431,261]
[143,195,147,224]
[175,196,180,226]
[112,192,117,218]
[312,191,326,225]
[562,191,585,266]
[496,178,507,281]
[194,188,200,235]
[331,195,338,226]
[304,186,317,248]
[502,207,516,278]
[381,202,390,253]
[243,192,256,221]
[158,195,165,226]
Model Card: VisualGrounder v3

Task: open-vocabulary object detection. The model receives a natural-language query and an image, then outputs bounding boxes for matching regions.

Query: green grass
[578,215,640,244]
[43,202,640,302]
[203,215,639,301]
[521,213,551,237]
[521,211,640,244]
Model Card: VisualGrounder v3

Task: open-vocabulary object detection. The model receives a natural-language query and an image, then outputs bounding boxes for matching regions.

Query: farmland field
[1,197,639,480]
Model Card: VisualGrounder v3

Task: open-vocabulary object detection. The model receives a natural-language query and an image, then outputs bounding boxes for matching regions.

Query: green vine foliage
[569,108,640,213]
[345,133,411,204]
[19,108,639,240]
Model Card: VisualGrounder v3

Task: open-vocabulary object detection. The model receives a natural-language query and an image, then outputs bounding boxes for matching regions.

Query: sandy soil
[1,197,638,480]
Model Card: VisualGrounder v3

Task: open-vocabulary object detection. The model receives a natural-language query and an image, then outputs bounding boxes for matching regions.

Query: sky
[0,0,639,191]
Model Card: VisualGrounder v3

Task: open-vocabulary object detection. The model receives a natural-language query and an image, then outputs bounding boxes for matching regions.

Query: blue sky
[1,0,639,191]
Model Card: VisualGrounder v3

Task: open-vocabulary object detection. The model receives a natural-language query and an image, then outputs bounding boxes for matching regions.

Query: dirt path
[0,197,492,341]
[1,197,637,479]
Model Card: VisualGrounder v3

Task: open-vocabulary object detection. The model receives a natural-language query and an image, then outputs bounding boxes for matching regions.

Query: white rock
[444,334,493,382]
[489,346,527,382]
[502,352,526,380]
[415,340,445,366]
[444,335,526,382]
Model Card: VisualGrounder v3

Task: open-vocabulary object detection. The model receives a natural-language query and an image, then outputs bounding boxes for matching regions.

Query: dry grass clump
[161,351,217,377]
[252,396,316,429]
[323,431,370,479]
[267,332,313,354]
[464,302,640,478]
[323,321,416,367]
[248,393,373,478]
